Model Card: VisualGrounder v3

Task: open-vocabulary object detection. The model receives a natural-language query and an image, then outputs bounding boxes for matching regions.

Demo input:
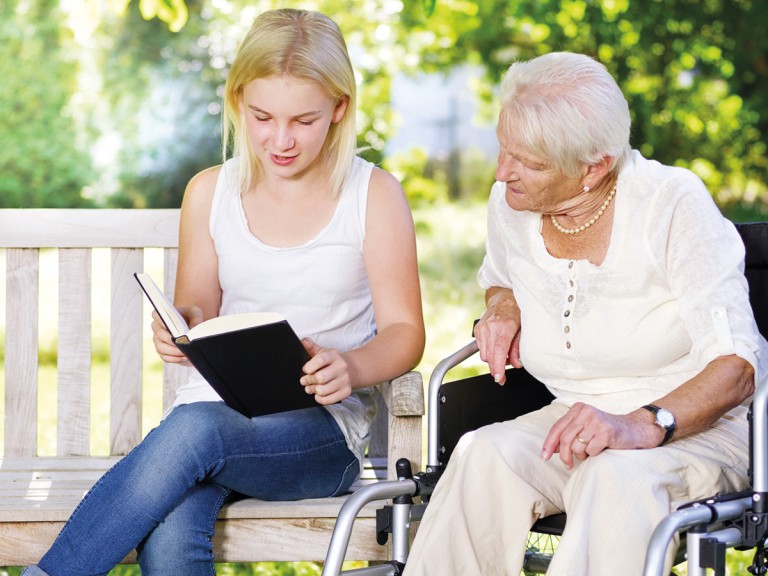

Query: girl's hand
[151,306,203,366]
[299,338,353,405]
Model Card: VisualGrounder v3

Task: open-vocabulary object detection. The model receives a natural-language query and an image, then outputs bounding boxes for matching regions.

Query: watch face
[657,409,675,428]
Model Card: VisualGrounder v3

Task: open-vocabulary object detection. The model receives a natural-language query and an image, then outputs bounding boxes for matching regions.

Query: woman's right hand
[474,287,522,385]
[151,307,203,365]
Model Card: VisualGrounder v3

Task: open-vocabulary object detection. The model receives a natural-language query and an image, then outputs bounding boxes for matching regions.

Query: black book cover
[135,272,316,418]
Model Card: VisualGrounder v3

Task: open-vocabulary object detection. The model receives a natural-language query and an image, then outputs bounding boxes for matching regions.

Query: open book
[134,272,316,418]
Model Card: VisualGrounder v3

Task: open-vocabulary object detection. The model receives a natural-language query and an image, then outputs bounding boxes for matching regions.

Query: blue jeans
[24,402,359,576]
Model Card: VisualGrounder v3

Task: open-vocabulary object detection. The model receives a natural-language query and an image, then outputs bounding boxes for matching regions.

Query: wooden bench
[0,208,424,567]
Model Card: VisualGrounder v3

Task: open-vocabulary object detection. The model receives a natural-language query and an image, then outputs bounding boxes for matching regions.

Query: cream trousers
[402,403,749,576]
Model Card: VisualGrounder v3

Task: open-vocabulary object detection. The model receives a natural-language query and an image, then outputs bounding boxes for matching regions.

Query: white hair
[500,52,631,178]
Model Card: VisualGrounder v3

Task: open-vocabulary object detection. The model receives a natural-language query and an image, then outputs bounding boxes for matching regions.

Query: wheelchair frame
[322,340,556,576]
[643,390,768,576]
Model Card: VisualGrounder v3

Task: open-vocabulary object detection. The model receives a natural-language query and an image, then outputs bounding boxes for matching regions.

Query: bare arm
[543,354,755,468]
[151,166,222,364]
[301,168,425,404]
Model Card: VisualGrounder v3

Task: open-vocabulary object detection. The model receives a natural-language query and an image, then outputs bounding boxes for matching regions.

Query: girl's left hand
[299,338,353,404]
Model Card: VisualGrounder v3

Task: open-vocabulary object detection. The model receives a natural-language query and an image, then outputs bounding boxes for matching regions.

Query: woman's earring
[583,185,591,193]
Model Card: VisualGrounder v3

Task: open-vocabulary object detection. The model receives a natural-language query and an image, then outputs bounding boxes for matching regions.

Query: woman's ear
[584,155,614,188]
[332,97,349,124]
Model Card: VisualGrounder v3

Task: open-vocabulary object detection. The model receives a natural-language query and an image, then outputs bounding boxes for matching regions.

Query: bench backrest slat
[161,248,184,411]
[58,248,92,457]
[5,248,40,457]
[110,247,145,454]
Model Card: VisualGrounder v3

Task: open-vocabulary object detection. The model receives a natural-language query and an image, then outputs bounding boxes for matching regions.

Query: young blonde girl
[25,9,424,576]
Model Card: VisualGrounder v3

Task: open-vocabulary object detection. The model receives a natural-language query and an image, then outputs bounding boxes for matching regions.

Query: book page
[134,272,189,339]
[187,312,286,340]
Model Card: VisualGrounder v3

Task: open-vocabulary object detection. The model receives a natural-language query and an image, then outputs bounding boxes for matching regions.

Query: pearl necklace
[550,184,617,235]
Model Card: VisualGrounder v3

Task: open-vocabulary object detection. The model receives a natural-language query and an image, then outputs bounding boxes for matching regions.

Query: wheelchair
[321,221,768,576]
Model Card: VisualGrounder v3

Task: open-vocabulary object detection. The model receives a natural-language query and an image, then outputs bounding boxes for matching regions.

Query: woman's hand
[300,338,353,405]
[474,287,523,385]
[541,402,661,469]
[151,307,203,366]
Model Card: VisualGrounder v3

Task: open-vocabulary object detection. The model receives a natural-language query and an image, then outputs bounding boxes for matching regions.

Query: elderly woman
[403,52,767,576]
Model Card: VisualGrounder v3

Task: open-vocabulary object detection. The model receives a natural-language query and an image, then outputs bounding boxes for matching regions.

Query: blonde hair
[223,9,357,196]
[500,52,631,178]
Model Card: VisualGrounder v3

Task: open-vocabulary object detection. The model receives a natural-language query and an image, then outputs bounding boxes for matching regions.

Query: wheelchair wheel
[522,532,559,575]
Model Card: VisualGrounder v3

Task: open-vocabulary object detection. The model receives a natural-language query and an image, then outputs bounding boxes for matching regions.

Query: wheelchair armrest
[427,340,479,468]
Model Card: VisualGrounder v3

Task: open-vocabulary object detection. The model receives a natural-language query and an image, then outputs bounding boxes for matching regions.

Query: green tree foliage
[98,0,221,207]
[135,0,189,32]
[0,0,94,207]
[7,0,768,208]
[116,0,768,208]
[395,0,768,205]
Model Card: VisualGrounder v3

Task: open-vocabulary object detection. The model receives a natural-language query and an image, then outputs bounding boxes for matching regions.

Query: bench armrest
[379,371,425,417]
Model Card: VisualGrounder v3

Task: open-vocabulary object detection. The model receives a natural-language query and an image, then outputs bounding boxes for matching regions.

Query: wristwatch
[642,404,676,446]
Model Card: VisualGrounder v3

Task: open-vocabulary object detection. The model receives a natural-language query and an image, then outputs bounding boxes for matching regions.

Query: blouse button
[566,341,572,349]
[567,295,574,302]
[564,326,570,334]
[564,310,571,318]
[568,261,574,269]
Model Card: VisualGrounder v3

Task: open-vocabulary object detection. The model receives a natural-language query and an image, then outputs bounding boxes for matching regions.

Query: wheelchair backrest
[736,222,768,339]
[437,221,768,469]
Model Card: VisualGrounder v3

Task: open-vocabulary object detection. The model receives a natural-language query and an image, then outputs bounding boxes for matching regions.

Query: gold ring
[577,436,589,445]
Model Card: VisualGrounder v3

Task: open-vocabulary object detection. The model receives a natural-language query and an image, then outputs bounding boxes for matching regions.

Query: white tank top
[171,156,378,469]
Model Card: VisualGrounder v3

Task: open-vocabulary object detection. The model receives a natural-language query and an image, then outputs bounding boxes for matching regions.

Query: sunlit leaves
[137,0,188,32]
[16,0,767,210]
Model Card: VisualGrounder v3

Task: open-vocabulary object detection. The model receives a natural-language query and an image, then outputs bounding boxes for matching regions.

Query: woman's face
[495,119,584,214]
[240,75,347,181]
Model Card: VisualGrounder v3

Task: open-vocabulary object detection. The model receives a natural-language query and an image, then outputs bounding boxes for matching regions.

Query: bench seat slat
[0,457,387,522]
[0,518,385,565]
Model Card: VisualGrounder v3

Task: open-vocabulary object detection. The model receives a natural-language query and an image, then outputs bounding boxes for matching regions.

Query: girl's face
[495,120,584,215]
[241,75,347,182]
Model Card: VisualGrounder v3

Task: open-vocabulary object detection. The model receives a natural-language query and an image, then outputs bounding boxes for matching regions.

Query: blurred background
[1,0,767,573]
[3,0,767,212]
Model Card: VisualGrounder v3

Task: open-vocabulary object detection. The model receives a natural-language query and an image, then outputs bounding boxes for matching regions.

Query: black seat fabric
[736,222,768,339]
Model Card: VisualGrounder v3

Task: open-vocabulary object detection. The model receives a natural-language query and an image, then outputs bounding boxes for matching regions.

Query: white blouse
[478,150,767,415]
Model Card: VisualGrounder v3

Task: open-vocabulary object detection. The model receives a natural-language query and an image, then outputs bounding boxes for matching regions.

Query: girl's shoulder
[369,164,402,192]
[181,164,224,219]
[186,165,223,198]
